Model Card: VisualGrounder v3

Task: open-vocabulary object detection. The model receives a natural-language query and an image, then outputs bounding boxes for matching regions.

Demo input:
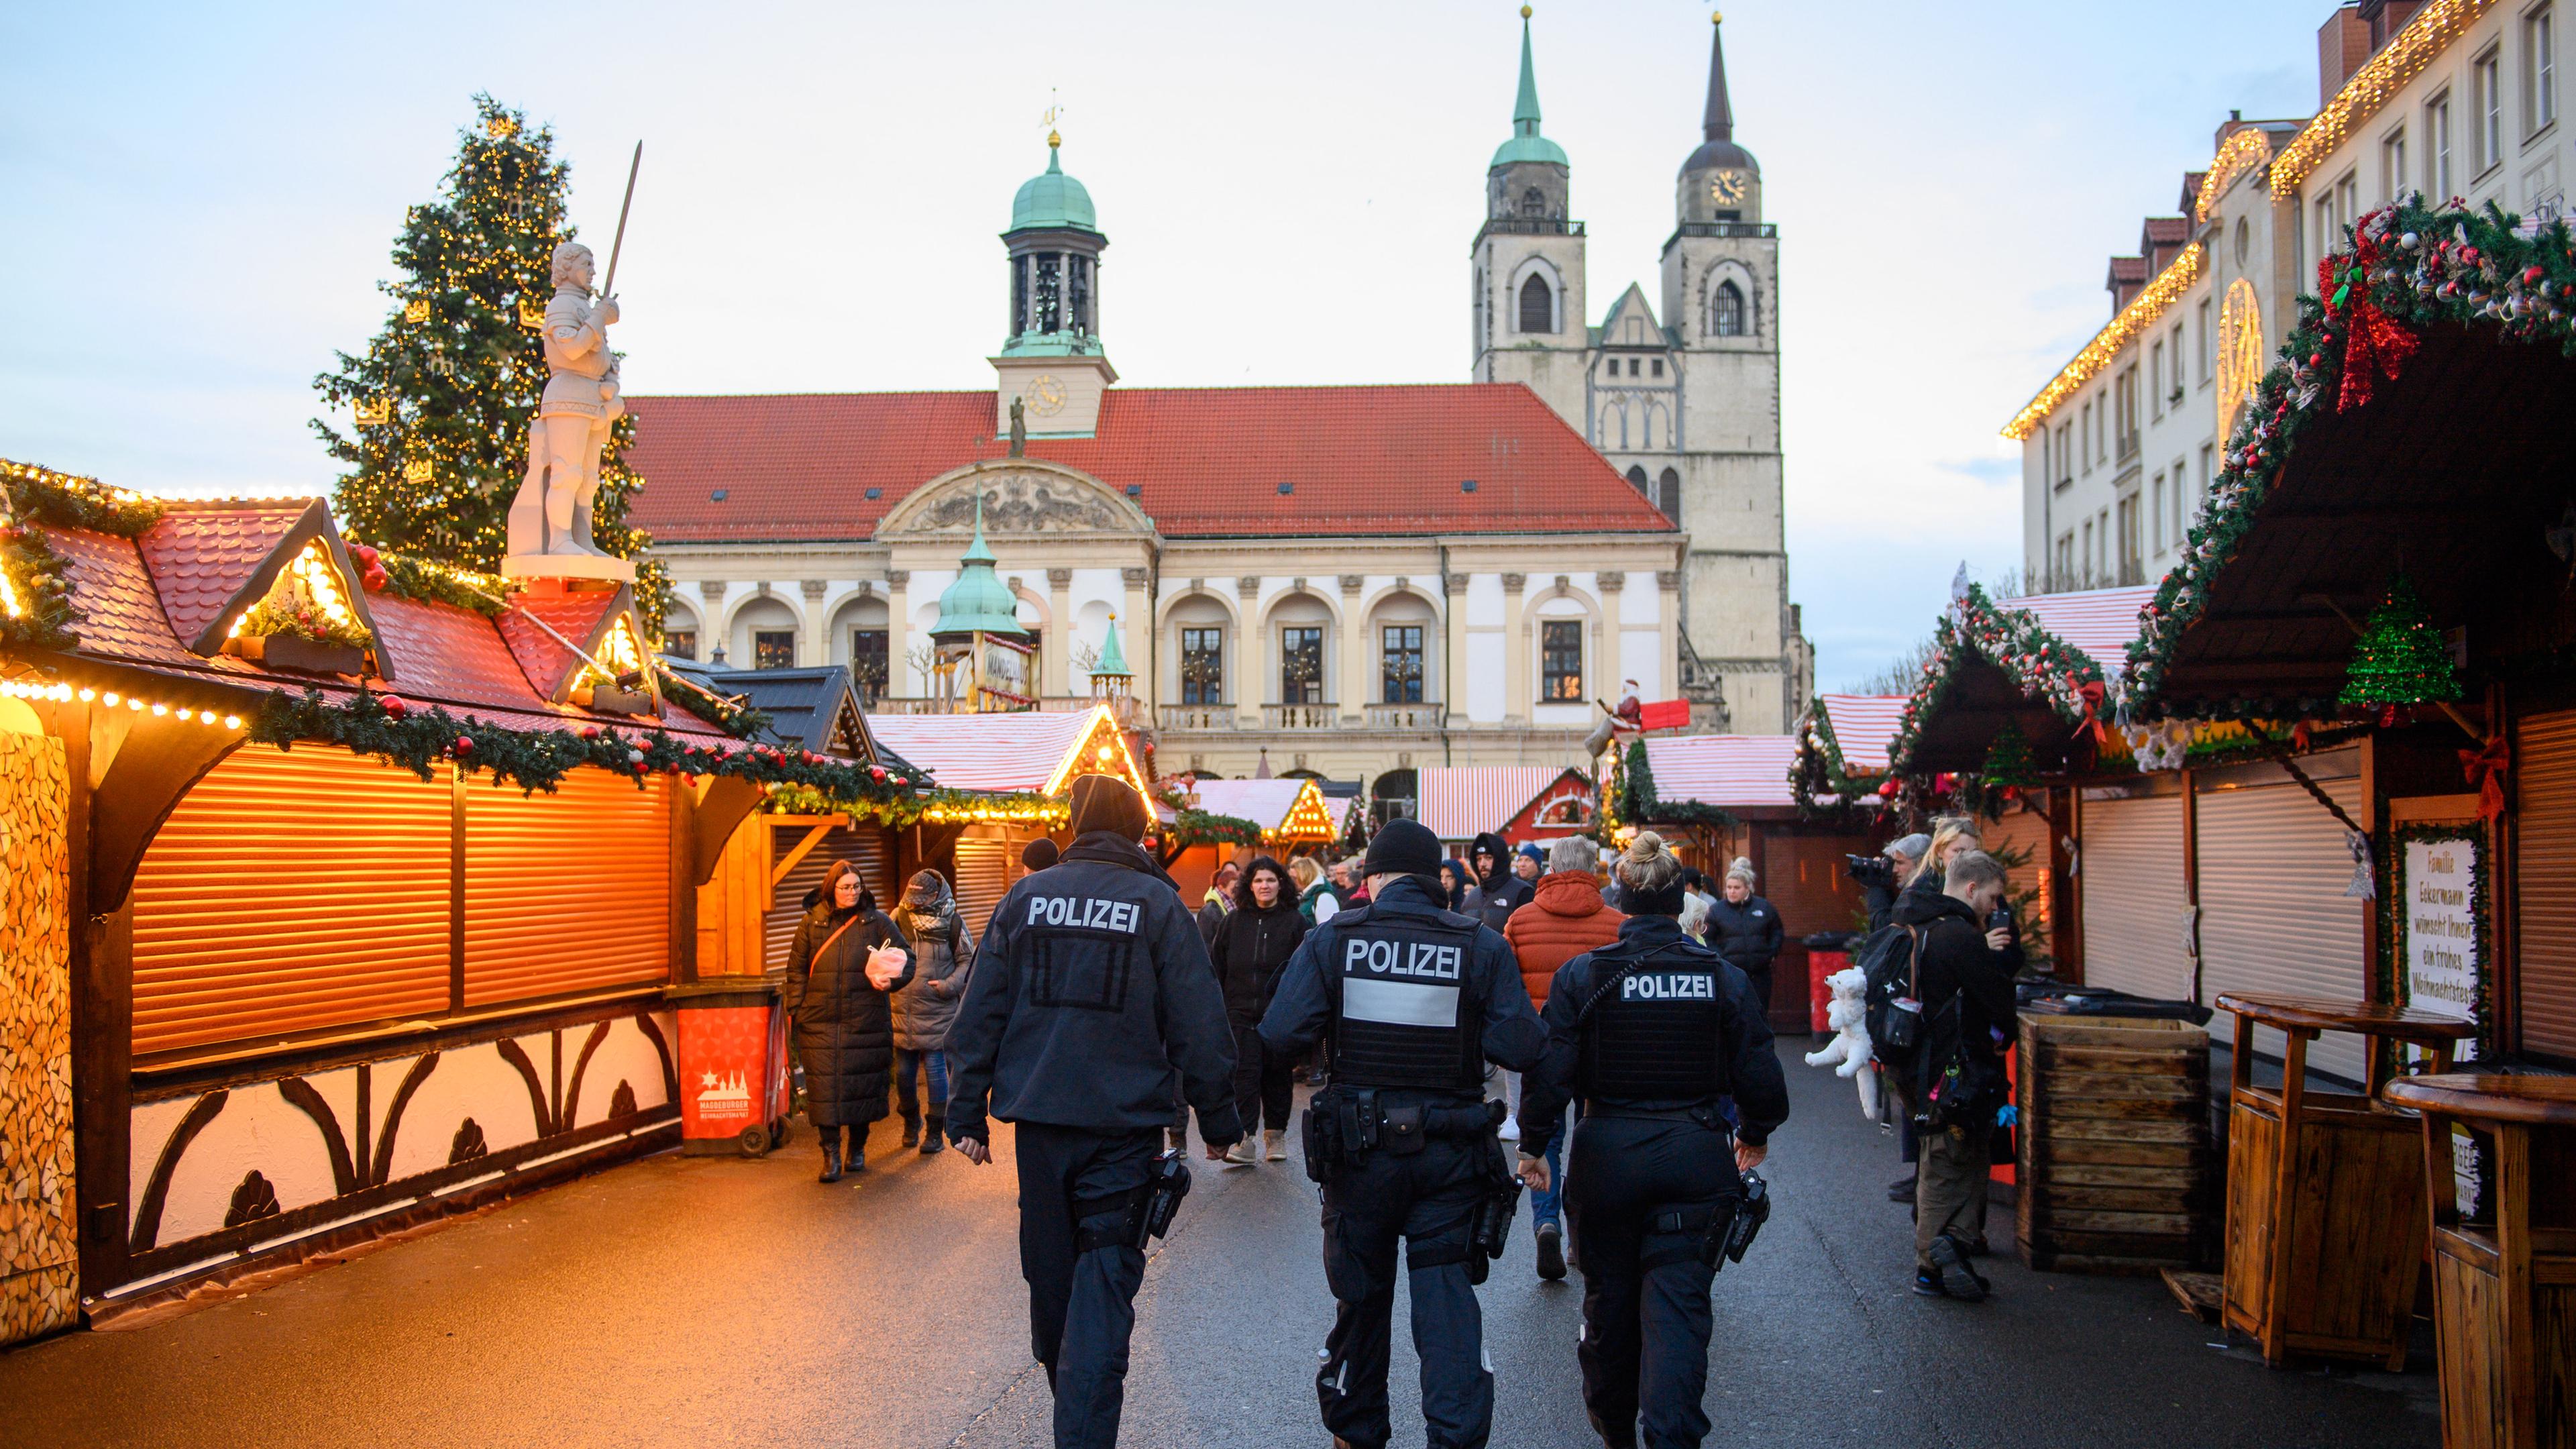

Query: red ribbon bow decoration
[2460,736,2511,822]
[2075,678,2109,745]
[2318,231,2420,413]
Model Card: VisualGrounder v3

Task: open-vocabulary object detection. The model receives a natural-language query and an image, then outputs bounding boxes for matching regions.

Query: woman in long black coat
[1205,855,1307,1165]
[784,860,914,1181]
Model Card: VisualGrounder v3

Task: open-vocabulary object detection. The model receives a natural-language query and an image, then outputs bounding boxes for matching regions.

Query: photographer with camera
[1845,833,1928,933]
[1517,832,1789,1449]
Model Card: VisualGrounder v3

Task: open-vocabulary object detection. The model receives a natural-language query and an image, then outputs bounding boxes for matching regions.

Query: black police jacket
[945,832,1243,1144]
[1257,873,1544,1095]
[1518,914,1790,1156]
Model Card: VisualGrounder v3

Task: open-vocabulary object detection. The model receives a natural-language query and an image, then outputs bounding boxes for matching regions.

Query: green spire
[1094,614,1132,679]
[962,484,996,566]
[1490,7,1568,169]
[930,486,1028,640]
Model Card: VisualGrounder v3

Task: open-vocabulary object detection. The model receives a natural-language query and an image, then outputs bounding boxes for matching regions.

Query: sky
[0,1,2331,694]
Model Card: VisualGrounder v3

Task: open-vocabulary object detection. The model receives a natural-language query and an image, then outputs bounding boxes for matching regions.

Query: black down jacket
[784,899,915,1127]
[1704,894,1786,978]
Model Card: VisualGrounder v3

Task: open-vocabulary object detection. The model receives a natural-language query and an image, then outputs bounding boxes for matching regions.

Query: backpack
[1856,922,1926,1073]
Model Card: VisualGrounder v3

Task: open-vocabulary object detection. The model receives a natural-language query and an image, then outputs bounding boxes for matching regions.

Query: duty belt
[1582,1101,1727,1128]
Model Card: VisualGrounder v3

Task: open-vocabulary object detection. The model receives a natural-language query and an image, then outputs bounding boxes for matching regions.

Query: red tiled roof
[133,503,309,652]
[497,588,623,702]
[2141,216,2190,245]
[621,384,1678,542]
[2106,256,2149,284]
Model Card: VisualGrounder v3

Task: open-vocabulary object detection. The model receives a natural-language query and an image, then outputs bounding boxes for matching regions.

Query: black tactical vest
[1577,938,1730,1102]
[1328,905,1484,1091]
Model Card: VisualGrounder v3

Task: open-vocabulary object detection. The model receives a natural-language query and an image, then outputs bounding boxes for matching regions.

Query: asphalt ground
[0,1040,2442,1448]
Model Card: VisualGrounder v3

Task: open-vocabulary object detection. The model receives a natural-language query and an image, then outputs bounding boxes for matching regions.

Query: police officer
[1516,830,1789,1449]
[946,773,1242,1449]
[1259,818,1544,1449]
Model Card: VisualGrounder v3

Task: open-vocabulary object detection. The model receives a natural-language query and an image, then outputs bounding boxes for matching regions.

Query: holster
[1299,1099,1337,1183]
[1642,1198,1735,1273]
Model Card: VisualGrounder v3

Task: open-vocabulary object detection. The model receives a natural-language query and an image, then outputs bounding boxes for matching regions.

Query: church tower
[1469,6,1587,426]
[993,132,1117,437]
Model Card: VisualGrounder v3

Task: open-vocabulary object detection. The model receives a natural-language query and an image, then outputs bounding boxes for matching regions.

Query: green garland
[0,458,169,537]
[1790,698,1885,812]
[2385,821,2493,1064]
[0,521,78,651]
[1170,809,1267,850]
[1887,583,2108,780]
[368,549,511,617]
[2130,198,2576,716]
[1616,737,1735,832]
[250,686,926,802]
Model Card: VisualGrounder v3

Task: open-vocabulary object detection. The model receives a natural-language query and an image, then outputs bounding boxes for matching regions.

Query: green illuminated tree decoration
[2338,572,2461,710]
[1980,718,2039,788]
[311,95,663,625]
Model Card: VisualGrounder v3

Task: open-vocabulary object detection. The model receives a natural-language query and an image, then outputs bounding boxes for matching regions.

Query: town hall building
[623,11,1811,809]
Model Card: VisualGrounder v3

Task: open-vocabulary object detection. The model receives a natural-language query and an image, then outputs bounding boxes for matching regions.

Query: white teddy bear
[1801,965,1881,1121]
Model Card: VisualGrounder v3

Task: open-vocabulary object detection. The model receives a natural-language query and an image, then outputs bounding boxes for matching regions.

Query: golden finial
[1520,4,1532,17]
[1713,9,1724,23]
[1048,129,1061,148]
[1044,94,1063,150]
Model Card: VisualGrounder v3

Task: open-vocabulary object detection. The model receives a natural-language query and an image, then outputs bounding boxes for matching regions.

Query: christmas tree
[311,95,662,625]
[2338,572,2461,709]
[1980,719,2039,788]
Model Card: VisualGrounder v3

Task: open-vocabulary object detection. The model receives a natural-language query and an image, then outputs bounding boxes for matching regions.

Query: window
[2479,48,2504,170]
[1657,467,1681,520]
[2116,494,2143,584]
[2383,127,2408,203]
[1520,186,1547,217]
[1181,627,1224,704]
[1540,620,1582,701]
[1381,625,1424,703]
[2054,422,2073,486]
[2081,519,2095,585]
[2173,456,2189,543]
[2080,401,2093,473]
[1650,358,1664,378]
[851,628,888,704]
[2429,91,2455,197]
[1518,273,1553,333]
[2150,341,2165,419]
[1627,358,1640,377]
[2197,298,2212,382]
[1279,626,1325,704]
[2115,366,2139,456]
[1712,280,1746,337]
[2151,472,2166,554]
[2196,443,2214,519]
[2053,532,2075,588]
[1625,464,1650,492]
[2171,323,2185,398]
[2529,5,2558,136]
[753,630,796,669]
[662,628,697,661]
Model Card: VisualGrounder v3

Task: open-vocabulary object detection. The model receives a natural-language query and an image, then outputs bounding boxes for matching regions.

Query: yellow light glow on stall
[0,676,243,729]
[1041,703,1154,801]
[0,558,23,619]
[596,616,645,674]
[1274,780,1339,843]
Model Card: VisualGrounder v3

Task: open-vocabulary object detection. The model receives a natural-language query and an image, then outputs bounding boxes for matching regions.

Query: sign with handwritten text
[2403,835,2480,1061]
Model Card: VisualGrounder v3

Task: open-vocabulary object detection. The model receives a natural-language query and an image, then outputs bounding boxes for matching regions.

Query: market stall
[1163,776,1342,903]
[0,465,923,1328]
[1416,765,1596,853]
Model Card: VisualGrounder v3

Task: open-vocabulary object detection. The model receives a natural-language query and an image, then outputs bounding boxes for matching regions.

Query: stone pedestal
[501,553,636,585]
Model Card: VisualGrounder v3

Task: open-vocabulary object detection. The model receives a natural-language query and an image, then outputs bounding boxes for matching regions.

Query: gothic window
[1625,464,1649,492]
[1541,621,1583,701]
[1519,187,1546,217]
[754,631,796,670]
[1518,273,1553,333]
[1067,255,1092,333]
[1713,280,1747,337]
[1033,252,1063,333]
[1657,468,1681,521]
[1279,627,1325,704]
[1181,627,1224,704]
[1381,625,1424,704]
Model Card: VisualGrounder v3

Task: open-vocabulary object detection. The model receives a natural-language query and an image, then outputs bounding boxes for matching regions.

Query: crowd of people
[776,778,2025,1448]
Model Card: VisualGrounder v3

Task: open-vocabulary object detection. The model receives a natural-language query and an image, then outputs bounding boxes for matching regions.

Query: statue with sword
[507,142,643,577]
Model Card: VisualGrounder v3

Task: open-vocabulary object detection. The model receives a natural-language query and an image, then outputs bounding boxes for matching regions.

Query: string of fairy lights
[2271,0,2498,193]
[2001,241,2207,441]
[0,678,244,731]
[2193,125,2273,224]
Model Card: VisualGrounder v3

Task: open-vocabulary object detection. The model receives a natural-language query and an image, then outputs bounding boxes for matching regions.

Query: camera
[1844,853,1896,891]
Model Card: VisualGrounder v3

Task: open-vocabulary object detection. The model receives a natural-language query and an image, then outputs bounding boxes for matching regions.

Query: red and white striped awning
[1418,766,1570,841]
[2002,584,2157,666]
[863,708,1103,794]
[1642,735,1803,809]
[1818,694,1907,773]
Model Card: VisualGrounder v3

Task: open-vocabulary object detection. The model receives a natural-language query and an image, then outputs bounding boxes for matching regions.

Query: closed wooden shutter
[2196,769,2371,1084]
[2078,794,2190,1000]
[131,745,450,1056]
[2514,708,2576,1058]
[463,771,669,1006]
[954,836,1015,942]
[1762,833,1868,941]
[763,824,897,973]
[1985,804,2054,945]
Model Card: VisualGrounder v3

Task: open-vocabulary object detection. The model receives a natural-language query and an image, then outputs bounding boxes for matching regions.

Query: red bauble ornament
[379,694,409,719]
[580,724,602,739]
[869,765,887,782]
[452,735,474,755]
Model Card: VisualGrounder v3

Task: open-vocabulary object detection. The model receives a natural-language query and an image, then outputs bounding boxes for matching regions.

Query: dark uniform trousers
[1014,1121,1161,1449]
[1318,1118,1495,1449]
[1563,1115,1740,1449]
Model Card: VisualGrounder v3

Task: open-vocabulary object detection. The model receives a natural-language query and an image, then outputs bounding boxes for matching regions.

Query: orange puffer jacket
[1501,871,1624,1010]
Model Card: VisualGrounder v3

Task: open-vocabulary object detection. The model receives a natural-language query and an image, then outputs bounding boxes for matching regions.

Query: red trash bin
[1807,948,1849,1036]
[665,977,792,1157]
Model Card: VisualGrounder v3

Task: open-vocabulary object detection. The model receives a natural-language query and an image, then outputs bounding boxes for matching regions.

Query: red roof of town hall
[622,383,1677,543]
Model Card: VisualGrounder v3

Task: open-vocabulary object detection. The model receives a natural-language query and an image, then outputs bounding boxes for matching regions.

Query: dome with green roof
[930,492,1029,640]
[1009,138,1099,234]
[1489,10,1567,170]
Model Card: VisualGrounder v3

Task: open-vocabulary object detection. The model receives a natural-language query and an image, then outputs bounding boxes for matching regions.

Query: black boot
[818,1133,843,1184]
[921,1116,945,1155]
[844,1123,868,1173]
[901,1114,922,1149]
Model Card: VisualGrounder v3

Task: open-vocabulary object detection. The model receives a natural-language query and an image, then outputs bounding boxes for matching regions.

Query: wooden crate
[2015,1013,2217,1274]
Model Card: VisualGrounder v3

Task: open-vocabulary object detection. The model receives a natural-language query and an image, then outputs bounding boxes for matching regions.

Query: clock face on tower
[1710,170,1749,206]
[1026,375,1068,417]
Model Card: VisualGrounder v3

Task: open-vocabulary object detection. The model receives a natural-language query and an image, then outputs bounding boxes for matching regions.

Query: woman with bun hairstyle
[1514,832,1790,1449]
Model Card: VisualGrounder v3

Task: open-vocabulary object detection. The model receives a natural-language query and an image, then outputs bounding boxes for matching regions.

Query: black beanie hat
[1067,773,1150,841]
[1361,818,1442,881]
[1021,837,1061,871]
